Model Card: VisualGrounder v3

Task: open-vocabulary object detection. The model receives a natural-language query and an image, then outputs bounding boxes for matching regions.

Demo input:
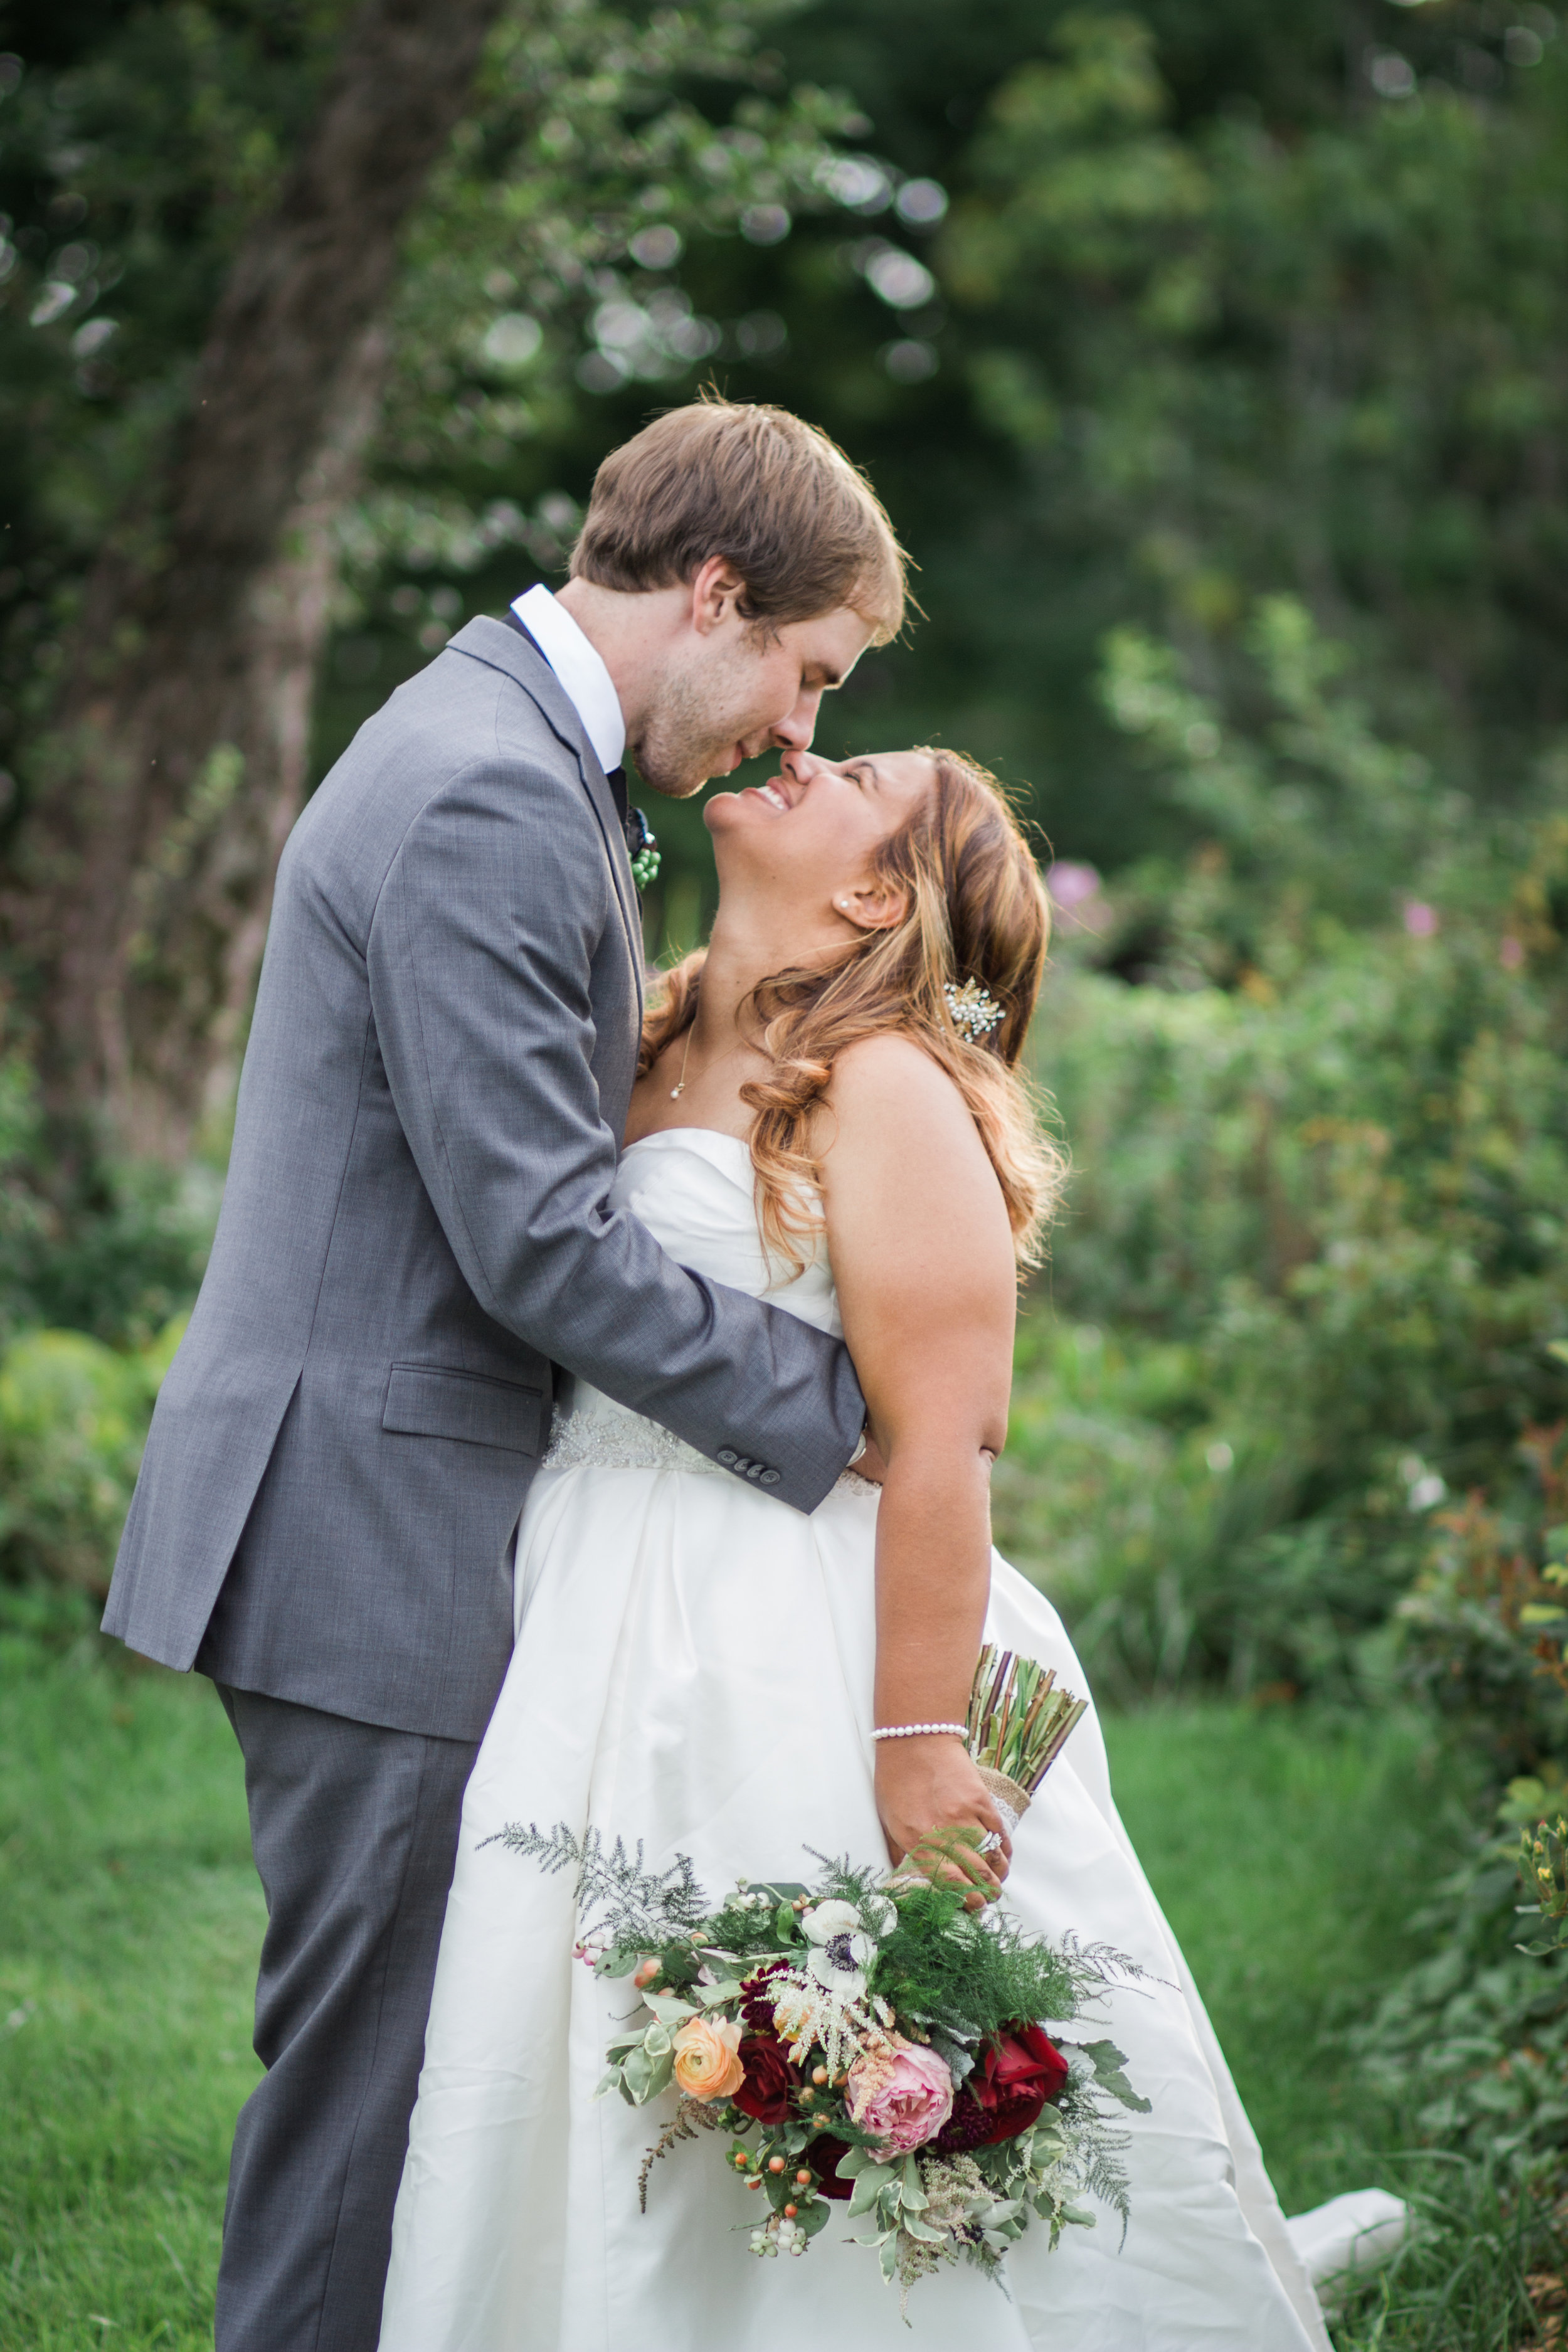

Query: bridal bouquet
[490,1652,1148,2304]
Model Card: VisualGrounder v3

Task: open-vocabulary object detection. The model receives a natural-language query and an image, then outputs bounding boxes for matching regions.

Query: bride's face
[706,747,935,929]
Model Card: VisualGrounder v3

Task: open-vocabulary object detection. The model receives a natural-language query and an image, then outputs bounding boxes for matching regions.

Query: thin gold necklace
[669,1023,697,1100]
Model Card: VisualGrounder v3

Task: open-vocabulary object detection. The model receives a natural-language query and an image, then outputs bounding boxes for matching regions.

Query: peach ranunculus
[672,2014,746,2102]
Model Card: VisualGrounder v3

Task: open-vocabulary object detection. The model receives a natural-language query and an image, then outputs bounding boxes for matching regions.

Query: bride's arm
[817,1034,1018,1900]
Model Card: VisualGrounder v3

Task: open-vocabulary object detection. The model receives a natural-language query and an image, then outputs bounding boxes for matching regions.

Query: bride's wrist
[871,1720,968,1742]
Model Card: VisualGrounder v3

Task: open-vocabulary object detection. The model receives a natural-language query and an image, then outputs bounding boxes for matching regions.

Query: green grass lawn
[0,1646,1473,2348]
[0,1645,261,2350]
[1104,1702,1468,2219]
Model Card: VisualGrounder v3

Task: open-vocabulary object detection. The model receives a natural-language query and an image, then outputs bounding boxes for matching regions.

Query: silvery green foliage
[480,1820,706,1952]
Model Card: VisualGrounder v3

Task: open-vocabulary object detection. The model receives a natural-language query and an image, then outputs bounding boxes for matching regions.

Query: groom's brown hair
[570,395,909,643]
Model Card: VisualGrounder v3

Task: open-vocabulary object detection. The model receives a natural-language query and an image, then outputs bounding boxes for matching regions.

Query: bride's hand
[874,1737,1011,1910]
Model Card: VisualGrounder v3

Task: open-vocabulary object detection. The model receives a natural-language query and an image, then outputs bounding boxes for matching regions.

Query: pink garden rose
[845,2035,954,2154]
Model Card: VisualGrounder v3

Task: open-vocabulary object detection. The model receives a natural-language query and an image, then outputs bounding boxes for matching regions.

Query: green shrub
[1342,1427,1568,2185]
[0,1049,208,1614]
[1355,1826,1568,2188]
[1009,602,1568,1695]
[0,1322,181,1598]
[1005,606,1568,2248]
[1396,1425,1568,1780]
[0,1051,215,1350]
[995,1311,1308,1698]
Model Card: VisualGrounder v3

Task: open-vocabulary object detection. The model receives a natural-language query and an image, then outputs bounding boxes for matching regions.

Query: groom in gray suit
[102,397,907,2350]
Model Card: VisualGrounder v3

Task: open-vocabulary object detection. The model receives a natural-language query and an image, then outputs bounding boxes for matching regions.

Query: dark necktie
[502,611,657,884]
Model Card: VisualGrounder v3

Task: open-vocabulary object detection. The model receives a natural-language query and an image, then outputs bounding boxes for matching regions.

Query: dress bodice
[547,1128,841,1463]
[608,1128,840,1335]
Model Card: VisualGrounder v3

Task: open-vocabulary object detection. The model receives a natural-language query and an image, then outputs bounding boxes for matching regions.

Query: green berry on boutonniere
[627,807,660,891]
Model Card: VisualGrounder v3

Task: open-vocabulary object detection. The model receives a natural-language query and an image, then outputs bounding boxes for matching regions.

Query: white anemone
[801,1899,876,1999]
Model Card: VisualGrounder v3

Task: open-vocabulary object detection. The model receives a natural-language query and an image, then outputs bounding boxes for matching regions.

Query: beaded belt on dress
[541,1411,879,1497]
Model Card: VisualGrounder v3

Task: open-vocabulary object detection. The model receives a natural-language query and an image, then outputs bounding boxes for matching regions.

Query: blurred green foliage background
[3,0,1568,2335]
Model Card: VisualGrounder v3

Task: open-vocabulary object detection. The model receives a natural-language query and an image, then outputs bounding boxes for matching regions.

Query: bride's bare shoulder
[817,1033,1013,1279]
[820,1032,989,1166]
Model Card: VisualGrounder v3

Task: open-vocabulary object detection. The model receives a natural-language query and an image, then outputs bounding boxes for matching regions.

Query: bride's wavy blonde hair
[638,749,1066,1275]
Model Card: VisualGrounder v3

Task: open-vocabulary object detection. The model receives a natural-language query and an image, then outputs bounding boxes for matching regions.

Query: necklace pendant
[670,1083,684,1099]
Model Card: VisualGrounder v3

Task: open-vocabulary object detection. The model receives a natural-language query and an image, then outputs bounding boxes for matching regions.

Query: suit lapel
[447,618,644,1005]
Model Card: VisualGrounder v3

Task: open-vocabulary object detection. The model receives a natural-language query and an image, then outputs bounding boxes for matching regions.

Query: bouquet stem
[967,1646,1088,1825]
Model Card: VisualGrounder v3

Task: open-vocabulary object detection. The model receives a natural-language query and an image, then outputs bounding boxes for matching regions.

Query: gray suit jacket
[102,618,864,1739]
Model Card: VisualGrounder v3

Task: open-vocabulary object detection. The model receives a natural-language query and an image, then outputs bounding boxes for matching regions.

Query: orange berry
[812,2066,829,2085]
[795,2169,812,2186]
[768,2155,786,2173]
[747,2176,763,2191]
[783,2203,798,2219]
[733,2153,748,2168]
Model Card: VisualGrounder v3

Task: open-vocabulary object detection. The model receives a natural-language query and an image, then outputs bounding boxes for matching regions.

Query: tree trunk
[1,0,508,1160]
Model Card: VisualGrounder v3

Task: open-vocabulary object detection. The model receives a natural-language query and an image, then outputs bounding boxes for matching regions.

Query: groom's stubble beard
[630,660,770,802]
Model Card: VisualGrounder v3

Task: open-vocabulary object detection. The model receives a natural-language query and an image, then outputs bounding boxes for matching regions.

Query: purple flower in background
[1402,900,1439,938]
[1047,861,1103,912]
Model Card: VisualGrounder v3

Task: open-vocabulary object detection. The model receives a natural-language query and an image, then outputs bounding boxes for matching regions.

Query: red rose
[803,2133,854,2200]
[932,2023,1070,2154]
[739,1962,788,2032]
[733,2032,797,2126]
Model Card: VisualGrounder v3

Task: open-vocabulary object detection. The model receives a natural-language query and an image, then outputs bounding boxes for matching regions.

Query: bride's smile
[703,748,940,970]
[712,745,934,845]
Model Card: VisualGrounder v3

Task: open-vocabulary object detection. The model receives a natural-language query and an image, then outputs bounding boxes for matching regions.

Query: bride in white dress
[379,743,1340,2351]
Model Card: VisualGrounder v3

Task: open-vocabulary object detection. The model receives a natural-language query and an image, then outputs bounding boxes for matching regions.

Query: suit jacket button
[717,1448,738,1465]
[760,1469,780,1486]
[746,1462,763,1480]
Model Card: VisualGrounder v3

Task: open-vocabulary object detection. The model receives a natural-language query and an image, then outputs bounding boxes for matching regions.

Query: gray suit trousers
[214,1685,478,2352]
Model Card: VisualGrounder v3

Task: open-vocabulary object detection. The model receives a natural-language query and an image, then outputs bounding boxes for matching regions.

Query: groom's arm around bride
[99,398,909,2352]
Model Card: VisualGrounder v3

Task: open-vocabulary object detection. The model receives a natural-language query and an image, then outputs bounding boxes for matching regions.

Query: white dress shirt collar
[510,584,627,776]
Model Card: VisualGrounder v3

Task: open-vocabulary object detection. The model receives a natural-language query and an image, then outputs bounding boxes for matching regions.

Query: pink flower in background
[1500,935,1525,970]
[1047,861,1103,912]
[845,2034,954,2154]
[1402,900,1439,938]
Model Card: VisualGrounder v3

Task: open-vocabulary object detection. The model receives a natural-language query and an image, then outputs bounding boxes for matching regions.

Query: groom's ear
[835,881,908,933]
[689,554,751,635]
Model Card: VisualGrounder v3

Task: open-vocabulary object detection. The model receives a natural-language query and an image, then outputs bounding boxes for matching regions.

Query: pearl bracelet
[871,1722,968,1740]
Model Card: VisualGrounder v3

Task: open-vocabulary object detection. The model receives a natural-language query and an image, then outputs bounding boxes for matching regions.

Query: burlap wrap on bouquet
[977,1763,1032,1835]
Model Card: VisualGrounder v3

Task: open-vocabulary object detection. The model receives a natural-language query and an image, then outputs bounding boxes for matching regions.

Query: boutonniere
[626,806,661,891]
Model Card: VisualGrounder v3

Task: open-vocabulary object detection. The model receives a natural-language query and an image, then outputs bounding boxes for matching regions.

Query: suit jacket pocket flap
[382,1364,543,1456]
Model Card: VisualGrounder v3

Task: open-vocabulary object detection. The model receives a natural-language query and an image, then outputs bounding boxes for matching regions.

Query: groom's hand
[854,1426,889,1485]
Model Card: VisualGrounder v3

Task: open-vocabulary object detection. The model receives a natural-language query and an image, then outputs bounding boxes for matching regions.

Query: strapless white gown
[379,1128,1335,2352]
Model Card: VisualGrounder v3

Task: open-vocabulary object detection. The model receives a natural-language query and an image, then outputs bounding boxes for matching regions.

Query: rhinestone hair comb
[943,977,1004,1042]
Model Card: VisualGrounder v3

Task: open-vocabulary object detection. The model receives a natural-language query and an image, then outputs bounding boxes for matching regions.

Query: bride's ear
[833,880,908,933]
